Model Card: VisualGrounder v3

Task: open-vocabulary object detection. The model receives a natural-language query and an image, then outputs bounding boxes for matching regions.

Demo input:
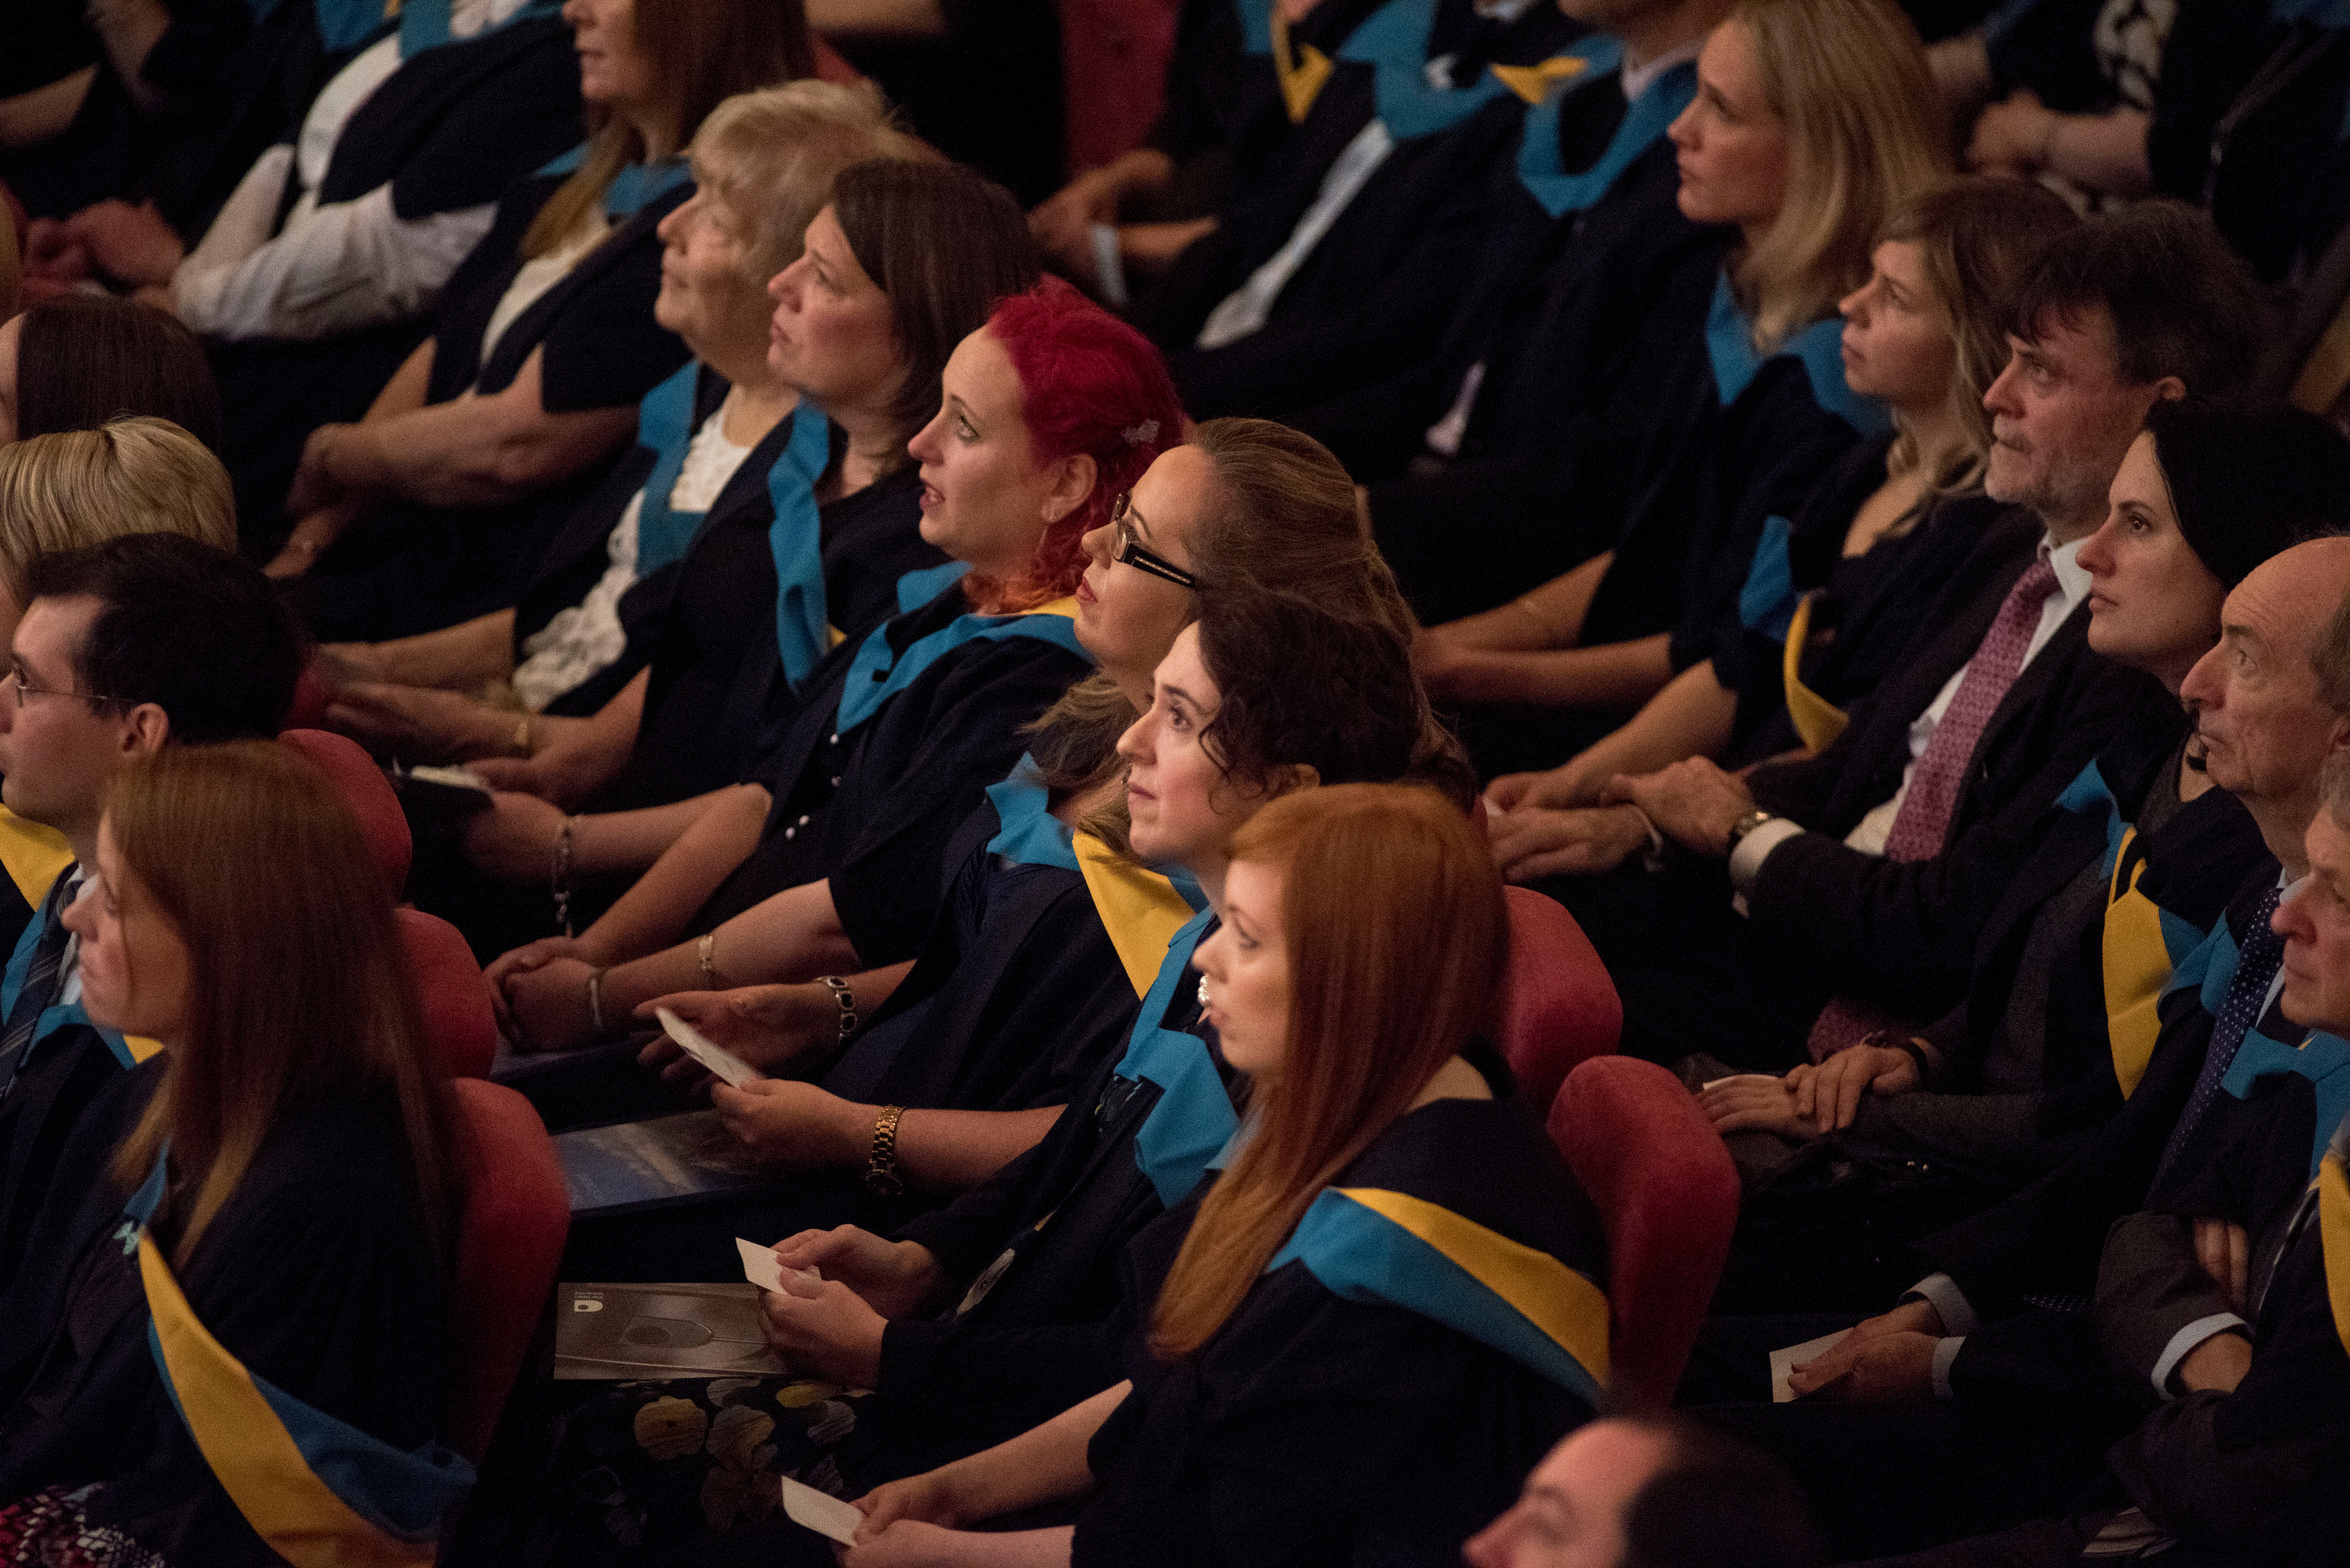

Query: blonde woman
[0,416,236,638]
[1407,0,1950,781]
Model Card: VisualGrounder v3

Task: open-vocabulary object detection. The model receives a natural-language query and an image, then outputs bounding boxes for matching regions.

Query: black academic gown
[1071,1060,1603,1568]
[212,14,586,546]
[1151,1,1591,423]
[286,170,694,643]
[0,1059,450,1567]
[686,584,1092,946]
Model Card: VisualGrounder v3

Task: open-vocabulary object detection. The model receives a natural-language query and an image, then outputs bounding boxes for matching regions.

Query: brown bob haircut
[12,295,223,454]
[1151,783,1507,1357]
[109,743,464,1267]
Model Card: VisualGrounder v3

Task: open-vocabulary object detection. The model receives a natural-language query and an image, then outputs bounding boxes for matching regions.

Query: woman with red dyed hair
[491,280,1183,1073]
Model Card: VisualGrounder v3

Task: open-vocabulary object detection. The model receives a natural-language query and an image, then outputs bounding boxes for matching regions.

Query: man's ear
[117,704,170,759]
[1039,452,1100,527]
[2152,375,2187,404]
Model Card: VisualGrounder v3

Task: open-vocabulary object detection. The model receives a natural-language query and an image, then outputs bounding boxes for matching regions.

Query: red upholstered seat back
[1497,886,1621,1118]
[1058,0,1181,177]
[282,660,332,732]
[278,728,410,900]
[443,1078,569,1464]
[1549,1056,1739,1412]
[396,908,497,1080]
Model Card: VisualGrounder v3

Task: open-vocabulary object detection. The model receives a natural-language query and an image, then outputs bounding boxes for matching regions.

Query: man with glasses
[0,533,302,1294]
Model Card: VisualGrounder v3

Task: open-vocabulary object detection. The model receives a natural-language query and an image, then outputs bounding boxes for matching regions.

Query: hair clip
[1122,420,1160,446]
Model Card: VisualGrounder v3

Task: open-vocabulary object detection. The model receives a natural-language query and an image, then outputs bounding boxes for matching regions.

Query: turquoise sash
[833,579,1087,736]
[535,145,693,217]
[1736,514,1799,641]
[394,0,563,55]
[630,363,708,576]
[1342,0,1616,140]
[1515,53,1686,216]
[123,1152,474,1567]
[1703,271,1889,435]
[765,402,840,688]
[1117,912,1232,1207]
[299,0,562,60]
[1269,1184,1610,1401]
[0,879,146,1072]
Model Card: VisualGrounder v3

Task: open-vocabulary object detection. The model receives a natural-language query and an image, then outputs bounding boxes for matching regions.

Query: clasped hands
[22,199,184,298]
[746,1225,943,1389]
[1696,1043,1924,1141]
[1484,756,1759,882]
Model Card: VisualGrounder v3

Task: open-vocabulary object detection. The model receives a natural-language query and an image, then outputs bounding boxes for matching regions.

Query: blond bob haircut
[690,81,928,287]
[1151,783,1506,1358]
[0,417,236,597]
[1733,0,1949,351]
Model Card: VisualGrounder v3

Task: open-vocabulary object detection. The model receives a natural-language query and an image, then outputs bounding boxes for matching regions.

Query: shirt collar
[1620,32,1705,105]
[2044,532,2093,615]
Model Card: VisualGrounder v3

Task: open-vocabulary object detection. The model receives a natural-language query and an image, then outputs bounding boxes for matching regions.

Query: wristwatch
[863,1104,906,1196]
[1725,808,1776,853]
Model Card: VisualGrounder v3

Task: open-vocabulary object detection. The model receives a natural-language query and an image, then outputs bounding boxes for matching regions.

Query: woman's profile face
[1193,855,1292,1076]
[1118,626,1258,870]
[2076,430,2225,690]
[1077,444,1204,705]
[1838,239,1950,410]
[563,0,654,110]
[905,328,1070,579]
[654,184,770,369]
[1667,20,1788,231]
[63,820,190,1044]
[766,207,903,415]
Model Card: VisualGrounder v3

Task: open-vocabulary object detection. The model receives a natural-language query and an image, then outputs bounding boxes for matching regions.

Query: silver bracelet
[819,976,857,1040]
[586,967,608,1036]
[698,931,718,989]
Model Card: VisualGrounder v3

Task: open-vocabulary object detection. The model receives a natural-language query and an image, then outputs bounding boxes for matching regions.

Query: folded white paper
[1769,1330,1851,1402]
[735,1237,820,1296]
[782,1476,865,1545]
[656,1006,764,1088]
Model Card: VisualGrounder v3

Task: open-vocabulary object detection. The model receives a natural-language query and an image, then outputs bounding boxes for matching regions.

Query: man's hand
[2192,1217,2250,1313]
[2175,1330,2252,1395]
[64,198,183,286]
[1487,805,1650,883]
[1787,1329,1940,1403]
[1792,1043,1923,1133]
[1602,757,1756,858]
[1696,1073,1809,1137]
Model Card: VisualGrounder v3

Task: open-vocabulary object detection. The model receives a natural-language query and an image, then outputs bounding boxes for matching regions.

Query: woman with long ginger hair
[0,743,471,1566]
[839,784,1607,1567]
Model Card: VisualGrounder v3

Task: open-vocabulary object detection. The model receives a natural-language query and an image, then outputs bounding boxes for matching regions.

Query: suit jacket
[1744,520,2173,1011]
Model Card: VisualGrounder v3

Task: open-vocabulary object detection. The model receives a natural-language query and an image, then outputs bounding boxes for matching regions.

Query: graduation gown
[212,11,586,543]
[1071,1058,1605,1568]
[687,576,1093,948]
[0,1060,454,1567]
[286,164,695,643]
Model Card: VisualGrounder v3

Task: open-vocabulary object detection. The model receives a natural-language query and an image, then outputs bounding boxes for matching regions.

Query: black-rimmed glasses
[1109,492,1197,589]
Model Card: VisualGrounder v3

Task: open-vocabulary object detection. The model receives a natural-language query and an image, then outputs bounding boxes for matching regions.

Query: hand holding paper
[781,1476,865,1545]
[658,1006,765,1089]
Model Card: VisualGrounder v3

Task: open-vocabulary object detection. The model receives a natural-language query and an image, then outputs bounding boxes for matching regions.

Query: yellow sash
[1072,832,1202,997]
[0,806,73,912]
[1490,55,1589,106]
[2102,826,2172,1098]
[1270,7,1335,123]
[1780,592,1849,753]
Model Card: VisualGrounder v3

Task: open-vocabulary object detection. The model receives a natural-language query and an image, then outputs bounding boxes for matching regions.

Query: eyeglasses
[6,660,126,709]
[1109,493,1197,590]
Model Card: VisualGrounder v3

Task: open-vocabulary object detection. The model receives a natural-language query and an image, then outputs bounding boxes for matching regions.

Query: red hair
[968,279,1185,614]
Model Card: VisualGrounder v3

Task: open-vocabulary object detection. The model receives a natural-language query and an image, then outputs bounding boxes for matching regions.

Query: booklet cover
[555,1282,790,1379]
[558,1110,772,1217]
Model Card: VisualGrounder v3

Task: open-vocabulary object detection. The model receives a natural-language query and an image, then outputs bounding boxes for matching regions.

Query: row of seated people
[2,0,2350,1563]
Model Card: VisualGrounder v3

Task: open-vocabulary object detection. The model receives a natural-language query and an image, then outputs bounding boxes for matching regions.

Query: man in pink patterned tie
[1600,202,2262,1073]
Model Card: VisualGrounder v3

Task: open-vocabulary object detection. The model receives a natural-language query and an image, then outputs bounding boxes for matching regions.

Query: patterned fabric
[1805,556,2060,1060]
[0,1486,169,1568]
[0,871,74,1095]
[2153,882,2287,1187]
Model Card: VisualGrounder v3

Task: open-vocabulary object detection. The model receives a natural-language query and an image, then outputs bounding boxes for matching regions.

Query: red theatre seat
[397,908,497,1080]
[279,727,411,900]
[1550,1056,1739,1412]
[1498,886,1621,1119]
[443,1078,569,1464]
[1058,0,1181,176]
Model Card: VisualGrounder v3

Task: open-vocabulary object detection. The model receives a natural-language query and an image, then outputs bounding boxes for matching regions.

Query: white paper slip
[656,1006,764,1088]
[782,1476,865,1545]
[1769,1330,1852,1402]
[735,1238,822,1296]
[1700,1074,1785,1093]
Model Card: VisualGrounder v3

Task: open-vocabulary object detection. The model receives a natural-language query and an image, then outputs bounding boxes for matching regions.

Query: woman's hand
[312,642,392,690]
[459,789,569,881]
[841,1521,993,1567]
[1793,1043,1922,1133]
[634,984,840,1076]
[1785,1329,1939,1403]
[469,717,619,812]
[710,1079,866,1171]
[499,955,603,1053]
[1486,805,1650,883]
[773,1226,944,1316]
[1965,87,2055,178]
[1695,1073,1811,1138]
[484,932,601,1000]
[1028,167,1125,275]
[854,1471,967,1537]
[326,682,510,762]
[1410,625,1482,703]
[287,423,363,519]
[759,1263,889,1386]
